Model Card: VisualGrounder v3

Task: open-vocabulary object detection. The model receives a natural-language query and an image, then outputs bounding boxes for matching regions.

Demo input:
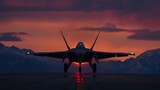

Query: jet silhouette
[28,31,135,74]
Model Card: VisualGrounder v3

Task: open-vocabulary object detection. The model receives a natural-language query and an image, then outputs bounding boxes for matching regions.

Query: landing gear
[93,63,97,73]
[64,63,68,73]
[64,63,68,77]
[92,63,97,77]
[79,67,82,74]
[78,63,82,74]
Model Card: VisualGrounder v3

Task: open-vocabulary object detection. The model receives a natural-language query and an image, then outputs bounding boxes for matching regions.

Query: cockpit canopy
[76,42,85,48]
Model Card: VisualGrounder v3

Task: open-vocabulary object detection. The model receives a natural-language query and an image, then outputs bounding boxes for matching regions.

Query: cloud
[127,30,160,41]
[79,23,129,32]
[1,0,159,14]
[78,23,160,41]
[0,32,29,41]
[0,0,160,29]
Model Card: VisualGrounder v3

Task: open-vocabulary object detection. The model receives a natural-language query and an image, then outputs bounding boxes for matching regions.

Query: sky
[0,0,160,61]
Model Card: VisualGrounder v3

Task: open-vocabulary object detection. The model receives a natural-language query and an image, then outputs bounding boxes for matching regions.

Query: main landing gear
[64,62,71,77]
[64,63,68,77]
[64,63,68,73]
[92,63,97,73]
[64,62,71,74]
[92,63,97,77]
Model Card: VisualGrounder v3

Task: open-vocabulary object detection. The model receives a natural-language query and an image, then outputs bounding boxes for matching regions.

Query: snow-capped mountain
[97,58,137,73]
[130,48,160,74]
[0,43,160,74]
[0,43,63,73]
[98,48,160,74]
[0,43,33,55]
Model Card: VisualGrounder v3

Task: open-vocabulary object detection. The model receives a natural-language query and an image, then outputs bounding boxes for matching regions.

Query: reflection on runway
[75,72,84,84]
[75,72,85,90]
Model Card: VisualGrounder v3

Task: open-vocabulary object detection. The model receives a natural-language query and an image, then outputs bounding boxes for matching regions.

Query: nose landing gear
[78,63,82,74]
[79,67,82,74]
[64,62,97,77]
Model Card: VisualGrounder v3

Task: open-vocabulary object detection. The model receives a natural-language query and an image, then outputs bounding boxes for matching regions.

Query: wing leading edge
[33,51,66,59]
[94,51,135,59]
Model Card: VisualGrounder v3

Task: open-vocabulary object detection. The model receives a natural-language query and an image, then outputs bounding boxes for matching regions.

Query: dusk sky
[0,0,160,61]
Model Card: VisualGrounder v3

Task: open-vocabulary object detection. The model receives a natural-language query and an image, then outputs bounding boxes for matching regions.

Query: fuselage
[66,42,94,64]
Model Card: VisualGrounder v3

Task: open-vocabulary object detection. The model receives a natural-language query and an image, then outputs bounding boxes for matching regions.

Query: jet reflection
[75,72,85,90]
[75,72,84,84]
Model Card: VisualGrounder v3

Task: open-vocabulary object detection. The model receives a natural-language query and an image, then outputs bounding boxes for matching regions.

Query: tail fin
[60,31,70,50]
[90,31,101,50]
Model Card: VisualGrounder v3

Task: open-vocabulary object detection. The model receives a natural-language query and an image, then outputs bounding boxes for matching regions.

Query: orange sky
[0,0,160,61]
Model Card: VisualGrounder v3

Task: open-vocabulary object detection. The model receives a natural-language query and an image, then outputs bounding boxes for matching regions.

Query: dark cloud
[1,0,159,13]
[0,32,29,41]
[0,0,159,26]
[127,30,160,41]
[0,0,159,25]
[78,23,160,41]
[79,23,129,32]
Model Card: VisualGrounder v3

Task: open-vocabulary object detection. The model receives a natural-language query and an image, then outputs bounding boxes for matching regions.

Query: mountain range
[0,43,160,74]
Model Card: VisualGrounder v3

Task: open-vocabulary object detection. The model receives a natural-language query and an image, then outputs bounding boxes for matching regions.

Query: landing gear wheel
[93,63,97,73]
[64,63,68,73]
[92,63,97,77]
[79,67,82,74]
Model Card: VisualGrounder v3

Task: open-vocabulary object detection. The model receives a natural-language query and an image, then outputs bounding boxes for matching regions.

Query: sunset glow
[73,62,88,66]
[0,0,160,61]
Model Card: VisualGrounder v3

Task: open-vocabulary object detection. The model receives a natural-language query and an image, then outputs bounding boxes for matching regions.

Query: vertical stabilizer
[60,31,70,50]
[90,31,101,50]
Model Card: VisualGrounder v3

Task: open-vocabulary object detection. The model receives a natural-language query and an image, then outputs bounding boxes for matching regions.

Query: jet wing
[94,51,135,59]
[33,51,66,59]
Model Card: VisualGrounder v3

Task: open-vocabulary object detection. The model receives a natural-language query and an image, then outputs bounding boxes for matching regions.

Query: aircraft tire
[93,63,97,73]
[79,67,82,73]
[64,63,68,73]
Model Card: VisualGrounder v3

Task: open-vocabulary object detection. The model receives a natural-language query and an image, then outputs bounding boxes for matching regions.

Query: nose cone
[76,42,85,48]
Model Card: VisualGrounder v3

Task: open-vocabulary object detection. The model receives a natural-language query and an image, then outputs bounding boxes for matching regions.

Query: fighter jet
[28,31,135,74]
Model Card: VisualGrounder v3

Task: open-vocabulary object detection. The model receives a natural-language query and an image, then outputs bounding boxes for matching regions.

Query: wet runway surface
[0,73,160,90]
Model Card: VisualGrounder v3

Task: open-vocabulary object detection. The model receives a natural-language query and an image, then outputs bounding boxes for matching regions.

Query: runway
[0,73,160,90]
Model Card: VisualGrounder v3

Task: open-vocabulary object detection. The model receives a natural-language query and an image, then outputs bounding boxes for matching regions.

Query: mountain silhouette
[0,43,62,73]
[0,43,160,74]
[129,48,160,74]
